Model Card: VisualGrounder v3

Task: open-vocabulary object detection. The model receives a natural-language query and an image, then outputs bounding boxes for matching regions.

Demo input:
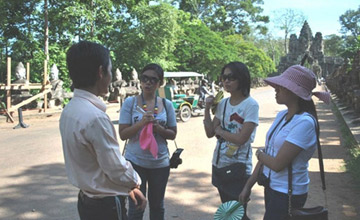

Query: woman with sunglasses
[203,62,259,220]
[119,63,177,220]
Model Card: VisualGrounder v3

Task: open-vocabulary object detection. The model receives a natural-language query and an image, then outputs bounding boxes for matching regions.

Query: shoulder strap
[221,98,228,128]
[162,98,167,126]
[288,115,326,214]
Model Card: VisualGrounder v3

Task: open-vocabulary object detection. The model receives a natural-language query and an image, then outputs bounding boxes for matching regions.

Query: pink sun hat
[264,65,331,104]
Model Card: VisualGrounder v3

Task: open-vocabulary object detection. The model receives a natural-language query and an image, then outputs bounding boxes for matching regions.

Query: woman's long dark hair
[298,98,320,134]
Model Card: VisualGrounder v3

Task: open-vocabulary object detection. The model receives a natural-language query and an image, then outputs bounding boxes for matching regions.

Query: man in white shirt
[60,41,146,220]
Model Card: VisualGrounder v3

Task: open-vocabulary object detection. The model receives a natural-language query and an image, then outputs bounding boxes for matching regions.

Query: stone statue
[48,64,65,108]
[12,62,34,108]
[108,68,127,103]
[50,64,59,81]
[130,68,140,90]
[131,68,138,81]
[14,62,28,84]
[115,68,122,81]
[312,59,322,82]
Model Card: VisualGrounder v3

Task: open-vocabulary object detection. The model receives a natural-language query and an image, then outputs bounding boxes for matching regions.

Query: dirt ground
[0,86,360,219]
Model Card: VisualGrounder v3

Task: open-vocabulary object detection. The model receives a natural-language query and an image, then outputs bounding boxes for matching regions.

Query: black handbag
[289,206,328,220]
[212,162,247,186]
[287,117,328,220]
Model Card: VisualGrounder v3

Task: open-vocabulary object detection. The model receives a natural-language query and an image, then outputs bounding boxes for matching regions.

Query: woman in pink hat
[239,65,330,220]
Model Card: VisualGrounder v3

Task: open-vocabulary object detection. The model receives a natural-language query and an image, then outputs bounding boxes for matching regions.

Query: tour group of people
[59,40,331,220]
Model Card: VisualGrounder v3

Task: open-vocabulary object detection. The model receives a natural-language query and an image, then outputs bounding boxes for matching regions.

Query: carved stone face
[15,62,26,80]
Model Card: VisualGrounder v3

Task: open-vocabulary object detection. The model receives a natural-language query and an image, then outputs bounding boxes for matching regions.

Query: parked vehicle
[158,72,204,122]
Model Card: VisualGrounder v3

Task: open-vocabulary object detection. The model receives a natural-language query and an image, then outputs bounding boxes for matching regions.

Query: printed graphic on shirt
[230,112,244,124]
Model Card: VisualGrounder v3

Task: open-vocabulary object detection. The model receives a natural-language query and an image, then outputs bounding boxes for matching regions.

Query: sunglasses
[140,75,160,84]
[221,73,237,81]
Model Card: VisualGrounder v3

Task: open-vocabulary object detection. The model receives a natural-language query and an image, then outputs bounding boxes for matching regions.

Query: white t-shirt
[213,97,259,175]
[262,110,317,195]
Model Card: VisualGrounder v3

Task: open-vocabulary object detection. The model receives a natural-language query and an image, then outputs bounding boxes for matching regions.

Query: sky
[261,0,359,38]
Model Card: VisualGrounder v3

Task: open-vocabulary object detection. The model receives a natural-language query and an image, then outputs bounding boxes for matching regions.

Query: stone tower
[277,21,343,77]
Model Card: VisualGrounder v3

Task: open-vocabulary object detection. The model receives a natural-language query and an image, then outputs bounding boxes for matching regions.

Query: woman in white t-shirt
[203,62,259,220]
[239,65,330,220]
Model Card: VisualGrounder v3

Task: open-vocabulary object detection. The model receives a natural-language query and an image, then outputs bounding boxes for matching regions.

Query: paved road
[0,86,359,219]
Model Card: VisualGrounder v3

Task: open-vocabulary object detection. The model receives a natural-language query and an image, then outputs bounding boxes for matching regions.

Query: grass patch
[331,103,360,184]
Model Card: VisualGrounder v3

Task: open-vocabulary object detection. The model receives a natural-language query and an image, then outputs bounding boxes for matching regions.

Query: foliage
[174,0,269,36]
[112,3,181,78]
[224,34,276,78]
[173,13,236,80]
[323,34,345,57]
[253,34,285,67]
[338,7,360,60]
[0,0,277,95]
[339,6,360,38]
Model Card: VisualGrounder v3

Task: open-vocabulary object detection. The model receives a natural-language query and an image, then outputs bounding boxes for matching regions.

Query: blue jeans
[264,187,307,220]
[128,162,170,220]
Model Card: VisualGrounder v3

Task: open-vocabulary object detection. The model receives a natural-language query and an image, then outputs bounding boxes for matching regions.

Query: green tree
[174,0,269,36]
[323,34,345,57]
[173,12,236,79]
[225,34,276,78]
[111,3,181,77]
[254,34,285,67]
[339,6,360,38]
[338,6,360,59]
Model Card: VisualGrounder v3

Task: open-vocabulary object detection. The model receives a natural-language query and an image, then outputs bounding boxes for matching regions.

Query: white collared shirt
[59,89,141,198]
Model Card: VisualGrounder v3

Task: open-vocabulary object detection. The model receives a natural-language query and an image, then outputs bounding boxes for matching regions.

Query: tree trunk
[44,0,49,61]
[284,31,288,54]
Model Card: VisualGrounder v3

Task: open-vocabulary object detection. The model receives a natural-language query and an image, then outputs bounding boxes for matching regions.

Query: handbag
[287,117,328,220]
[212,162,247,187]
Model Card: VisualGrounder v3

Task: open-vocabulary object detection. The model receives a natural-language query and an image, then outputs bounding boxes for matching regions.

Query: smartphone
[171,148,184,158]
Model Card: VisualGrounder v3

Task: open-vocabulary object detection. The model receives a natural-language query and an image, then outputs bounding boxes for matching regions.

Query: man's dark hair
[141,63,164,85]
[66,41,110,89]
[221,61,251,96]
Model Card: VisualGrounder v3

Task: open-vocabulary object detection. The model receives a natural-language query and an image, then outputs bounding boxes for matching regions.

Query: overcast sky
[261,0,359,38]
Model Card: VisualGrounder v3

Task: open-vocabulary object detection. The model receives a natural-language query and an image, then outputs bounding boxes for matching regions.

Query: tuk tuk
[158,72,204,122]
